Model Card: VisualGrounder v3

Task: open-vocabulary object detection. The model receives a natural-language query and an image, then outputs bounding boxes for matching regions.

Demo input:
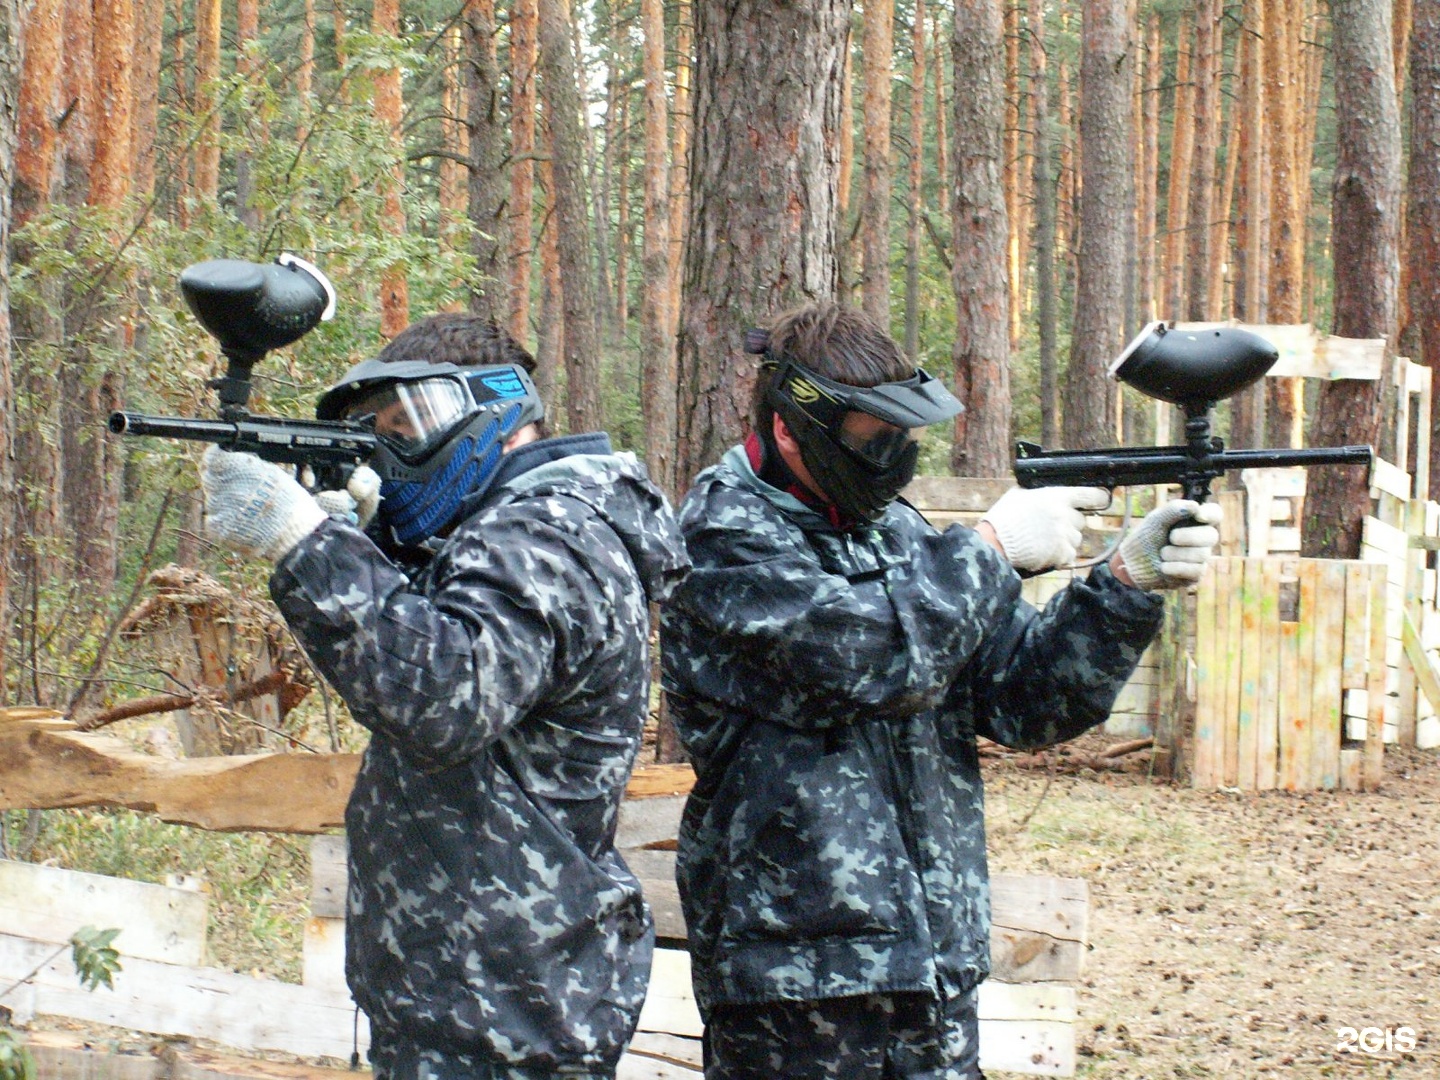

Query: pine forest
[0,0,1428,716]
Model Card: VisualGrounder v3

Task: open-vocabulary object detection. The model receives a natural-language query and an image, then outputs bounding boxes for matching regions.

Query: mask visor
[342,377,472,461]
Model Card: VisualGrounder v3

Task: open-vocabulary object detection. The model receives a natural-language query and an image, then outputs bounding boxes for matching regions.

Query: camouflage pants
[368,1028,613,1080]
[702,990,983,1080]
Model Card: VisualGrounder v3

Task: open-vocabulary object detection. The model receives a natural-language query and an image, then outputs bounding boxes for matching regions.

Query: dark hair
[376,312,537,374]
[750,301,914,434]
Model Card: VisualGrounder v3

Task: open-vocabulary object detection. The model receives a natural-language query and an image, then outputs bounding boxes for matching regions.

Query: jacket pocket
[720,746,906,944]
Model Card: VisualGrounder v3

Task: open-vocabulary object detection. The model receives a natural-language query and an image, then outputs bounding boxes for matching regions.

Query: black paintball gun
[1013,322,1373,502]
[108,255,376,490]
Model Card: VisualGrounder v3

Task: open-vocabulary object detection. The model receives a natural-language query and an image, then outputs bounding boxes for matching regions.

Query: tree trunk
[1163,12,1194,322]
[640,0,675,495]
[615,90,631,332]
[1063,0,1129,450]
[1003,0,1022,349]
[193,0,220,199]
[464,0,508,323]
[949,0,1010,475]
[1410,0,1440,498]
[903,0,926,363]
[1032,0,1059,448]
[13,0,64,591]
[536,135,564,409]
[838,39,857,302]
[860,0,893,328]
[1230,0,1267,449]
[374,0,408,337]
[668,0,692,336]
[132,0,162,204]
[1184,0,1218,321]
[508,0,538,343]
[1303,0,1401,558]
[234,0,258,229]
[1263,0,1303,445]
[538,0,603,433]
[1137,8,1160,326]
[932,6,947,199]
[0,0,20,698]
[674,0,847,486]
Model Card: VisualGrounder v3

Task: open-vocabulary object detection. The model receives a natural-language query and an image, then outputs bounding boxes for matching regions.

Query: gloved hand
[1116,499,1223,591]
[980,486,1112,572]
[199,446,328,561]
[314,465,382,529]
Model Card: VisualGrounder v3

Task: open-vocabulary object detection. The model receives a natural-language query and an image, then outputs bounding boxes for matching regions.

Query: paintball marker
[1013,322,1373,502]
[108,255,376,490]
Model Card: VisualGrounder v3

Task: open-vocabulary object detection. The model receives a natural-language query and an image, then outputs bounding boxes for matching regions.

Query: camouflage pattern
[270,433,689,1078]
[704,990,981,1080]
[661,445,1163,1023]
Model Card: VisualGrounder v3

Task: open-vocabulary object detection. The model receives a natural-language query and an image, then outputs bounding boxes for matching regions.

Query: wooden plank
[302,916,346,994]
[1362,515,1409,559]
[1222,558,1243,787]
[1370,458,1413,504]
[637,947,702,1038]
[624,848,688,944]
[1310,563,1346,790]
[1400,609,1440,718]
[1277,579,1308,791]
[1191,556,1220,788]
[1339,749,1363,792]
[1343,563,1372,691]
[1292,561,1320,789]
[1235,560,1262,789]
[309,834,347,919]
[1366,565,1388,791]
[0,860,207,967]
[1256,559,1282,790]
[0,710,696,828]
[0,931,369,1063]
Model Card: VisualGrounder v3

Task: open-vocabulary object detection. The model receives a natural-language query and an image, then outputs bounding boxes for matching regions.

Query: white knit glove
[313,465,382,529]
[980,486,1112,572]
[200,446,328,561]
[1117,499,1223,591]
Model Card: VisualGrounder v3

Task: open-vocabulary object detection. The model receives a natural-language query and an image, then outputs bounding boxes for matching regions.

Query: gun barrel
[108,411,377,467]
[1013,440,1373,498]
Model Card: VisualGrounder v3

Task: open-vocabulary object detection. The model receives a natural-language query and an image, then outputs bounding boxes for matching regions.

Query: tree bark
[1137,8,1160,326]
[464,0,509,323]
[640,0,676,495]
[0,0,20,698]
[668,0,692,336]
[1003,0,1022,348]
[536,136,564,409]
[508,0,538,343]
[193,0,220,199]
[1163,12,1194,322]
[1303,0,1401,558]
[1063,0,1129,450]
[1409,0,1440,497]
[1230,0,1268,449]
[949,0,1010,476]
[538,0,603,433]
[374,0,408,337]
[132,0,162,204]
[674,0,848,487]
[1032,0,1059,448]
[860,0,894,329]
[903,0,926,363]
[1184,0,1218,321]
[1263,0,1303,445]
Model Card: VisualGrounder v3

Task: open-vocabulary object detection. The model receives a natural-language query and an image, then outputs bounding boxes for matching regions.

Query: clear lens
[343,377,471,459]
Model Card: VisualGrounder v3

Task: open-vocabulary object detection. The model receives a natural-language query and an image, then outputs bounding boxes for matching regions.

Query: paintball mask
[758,344,964,523]
[317,359,544,545]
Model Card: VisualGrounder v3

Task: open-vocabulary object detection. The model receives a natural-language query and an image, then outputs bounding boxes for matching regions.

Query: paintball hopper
[1109,322,1279,412]
[180,254,337,412]
[180,254,336,359]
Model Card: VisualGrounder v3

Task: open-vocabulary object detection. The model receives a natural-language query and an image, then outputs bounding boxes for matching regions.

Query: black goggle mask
[754,341,963,523]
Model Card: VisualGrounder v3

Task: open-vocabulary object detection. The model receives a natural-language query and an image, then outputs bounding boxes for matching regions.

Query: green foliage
[0,1030,36,1080]
[69,927,123,992]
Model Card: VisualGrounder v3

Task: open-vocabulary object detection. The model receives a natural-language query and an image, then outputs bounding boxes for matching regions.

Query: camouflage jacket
[271,434,689,1077]
[660,446,1163,1017]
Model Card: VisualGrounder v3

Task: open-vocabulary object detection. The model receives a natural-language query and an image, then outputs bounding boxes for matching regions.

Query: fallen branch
[72,670,293,731]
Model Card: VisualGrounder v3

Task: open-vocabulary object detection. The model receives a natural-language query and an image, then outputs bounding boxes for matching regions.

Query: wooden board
[1191,556,1219,789]
[1310,563,1346,789]
[1255,559,1282,790]
[0,709,696,830]
[0,859,207,967]
[1236,560,1262,789]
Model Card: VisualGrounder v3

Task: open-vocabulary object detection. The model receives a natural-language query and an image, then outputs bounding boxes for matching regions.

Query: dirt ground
[982,735,1440,1079]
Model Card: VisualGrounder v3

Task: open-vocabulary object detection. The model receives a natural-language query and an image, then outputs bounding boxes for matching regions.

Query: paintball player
[197,313,689,1080]
[660,301,1221,1080]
